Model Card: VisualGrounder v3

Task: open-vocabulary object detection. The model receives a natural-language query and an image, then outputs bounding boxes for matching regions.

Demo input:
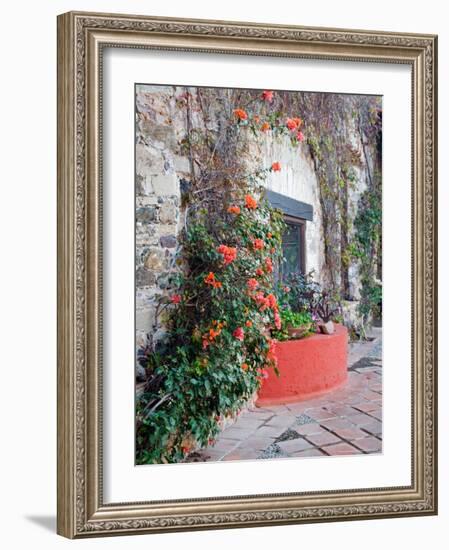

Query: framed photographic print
[57,11,438,538]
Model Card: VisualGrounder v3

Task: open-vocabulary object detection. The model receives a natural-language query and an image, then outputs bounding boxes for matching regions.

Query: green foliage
[276,270,340,323]
[304,94,382,316]
[272,309,314,341]
[136,187,285,464]
[353,182,382,324]
[354,190,382,253]
[136,89,308,464]
[276,270,320,313]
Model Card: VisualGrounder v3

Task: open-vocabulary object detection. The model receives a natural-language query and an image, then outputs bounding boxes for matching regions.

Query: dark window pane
[281,221,302,279]
[283,223,300,245]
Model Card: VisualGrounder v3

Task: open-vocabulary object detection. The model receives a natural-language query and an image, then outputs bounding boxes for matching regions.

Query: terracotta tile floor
[186,326,382,462]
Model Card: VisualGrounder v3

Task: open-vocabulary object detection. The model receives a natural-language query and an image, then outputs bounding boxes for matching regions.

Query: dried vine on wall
[299,93,382,333]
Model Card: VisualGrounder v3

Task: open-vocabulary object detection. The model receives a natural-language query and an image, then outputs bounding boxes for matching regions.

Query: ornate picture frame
[57,11,437,538]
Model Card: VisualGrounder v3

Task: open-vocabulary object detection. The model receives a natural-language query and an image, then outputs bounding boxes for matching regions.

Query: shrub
[136,188,286,463]
[136,89,309,464]
[276,270,340,323]
[271,309,315,341]
[276,270,320,313]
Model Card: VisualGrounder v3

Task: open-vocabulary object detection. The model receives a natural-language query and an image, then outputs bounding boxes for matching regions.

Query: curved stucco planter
[256,324,348,406]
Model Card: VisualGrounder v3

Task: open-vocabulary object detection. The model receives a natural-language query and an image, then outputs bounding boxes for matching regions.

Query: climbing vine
[353,184,382,325]
[298,93,382,335]
[136,89,306,464]
[353,103,383,330]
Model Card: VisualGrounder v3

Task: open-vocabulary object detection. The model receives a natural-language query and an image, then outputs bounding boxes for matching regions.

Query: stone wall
[135,85,187,361]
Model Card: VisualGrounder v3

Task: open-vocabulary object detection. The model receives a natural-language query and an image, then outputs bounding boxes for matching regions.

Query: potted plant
[276,272,341,336]
[312,290,340,335]
[272,308,315,341]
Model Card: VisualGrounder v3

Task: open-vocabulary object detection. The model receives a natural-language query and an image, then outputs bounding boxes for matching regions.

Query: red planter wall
[256,324,348,406]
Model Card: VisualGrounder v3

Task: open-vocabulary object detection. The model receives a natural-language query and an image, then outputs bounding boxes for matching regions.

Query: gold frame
[57,11,438,538]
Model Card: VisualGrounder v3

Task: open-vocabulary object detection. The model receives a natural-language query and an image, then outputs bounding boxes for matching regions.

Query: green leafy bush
[276,270,340,324]
[136,186,286,463]
[271,309,315,341]
[276,270,320,313]
[135,89,311,464]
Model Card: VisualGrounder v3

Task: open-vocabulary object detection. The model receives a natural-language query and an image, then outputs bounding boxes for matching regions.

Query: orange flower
[245,320,253,328]
[241,362,249,371]
[208,327,221,341]
[271,162,281,172]
[267,339,277,360]
[286,117,302,131]
[217,244,238,265]
[260,121,270,132]
[247,278,259,291]
[227,205,241,215]
[254,292,270,311]
[286,118,298,130]
[264,257,273,273]
[253,115,260,123]
[266,293,279,311]
[255,267,264,277]
[203,321,224,347]
[267,232,272,238]
[253,238,264,250]
[261,90,274,102]
[204,271,222,288]
[274,311,282,330]
[233,108,248,121]
[245,194,258,210]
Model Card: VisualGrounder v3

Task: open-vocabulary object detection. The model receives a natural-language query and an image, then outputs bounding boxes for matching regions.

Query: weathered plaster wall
[256,134,326,284]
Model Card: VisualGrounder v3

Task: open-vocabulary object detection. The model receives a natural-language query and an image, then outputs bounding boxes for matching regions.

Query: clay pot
[287,325,310,339]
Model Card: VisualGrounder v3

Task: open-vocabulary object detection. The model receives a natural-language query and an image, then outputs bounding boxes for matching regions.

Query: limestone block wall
[135,85,188,353]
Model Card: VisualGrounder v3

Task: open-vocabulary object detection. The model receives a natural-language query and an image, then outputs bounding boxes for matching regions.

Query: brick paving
[186,326,382,462]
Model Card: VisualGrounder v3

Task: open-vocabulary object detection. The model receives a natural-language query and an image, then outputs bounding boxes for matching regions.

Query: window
[280,216,306,280]
[265,189,312,281]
